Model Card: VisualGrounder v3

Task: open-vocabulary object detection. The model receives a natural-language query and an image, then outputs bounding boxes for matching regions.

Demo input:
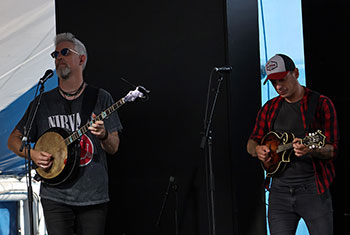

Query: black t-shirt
[17,86,122,206]
[273,100,315,185]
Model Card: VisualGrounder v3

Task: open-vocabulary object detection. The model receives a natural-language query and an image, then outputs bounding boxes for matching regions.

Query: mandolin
[261,130,326,177]
[34,86,148,185]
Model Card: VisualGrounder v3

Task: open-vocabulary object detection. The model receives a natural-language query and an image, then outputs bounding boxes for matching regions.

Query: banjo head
[35,130,68,179]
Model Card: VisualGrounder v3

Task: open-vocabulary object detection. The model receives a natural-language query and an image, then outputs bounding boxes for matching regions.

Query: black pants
[268,181,333,235]
[41,198,108,235]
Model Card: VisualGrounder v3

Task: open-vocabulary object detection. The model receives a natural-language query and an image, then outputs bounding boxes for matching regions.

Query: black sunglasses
[51,48,80,59]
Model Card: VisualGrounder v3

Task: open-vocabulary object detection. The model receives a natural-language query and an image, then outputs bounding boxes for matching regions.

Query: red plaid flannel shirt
[249,87,339,194]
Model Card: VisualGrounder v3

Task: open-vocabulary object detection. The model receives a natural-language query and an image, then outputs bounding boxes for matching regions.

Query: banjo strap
[81,84,99,125]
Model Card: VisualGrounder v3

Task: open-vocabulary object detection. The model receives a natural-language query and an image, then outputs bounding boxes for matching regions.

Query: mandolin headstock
[302,130,326,149]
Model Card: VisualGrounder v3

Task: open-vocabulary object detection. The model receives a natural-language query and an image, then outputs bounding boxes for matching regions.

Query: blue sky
[259,0,306,104]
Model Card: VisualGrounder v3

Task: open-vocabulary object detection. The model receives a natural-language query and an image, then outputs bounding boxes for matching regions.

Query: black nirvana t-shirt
[17,86,122,206]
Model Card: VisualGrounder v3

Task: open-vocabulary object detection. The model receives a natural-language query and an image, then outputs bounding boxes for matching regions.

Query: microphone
[214,66,232,72]
[19,136,28,152]
[39,69,54,84]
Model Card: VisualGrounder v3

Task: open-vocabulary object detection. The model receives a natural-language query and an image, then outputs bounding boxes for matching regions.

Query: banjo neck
[63,97,126,146]
[62,85,148,146]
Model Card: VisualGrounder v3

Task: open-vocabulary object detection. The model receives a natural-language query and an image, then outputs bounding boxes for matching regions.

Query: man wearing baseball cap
[247,54,339,234]
[264,54,296,85]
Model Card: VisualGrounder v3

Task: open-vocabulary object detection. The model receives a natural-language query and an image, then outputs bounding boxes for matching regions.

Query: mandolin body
[260,131,294,177]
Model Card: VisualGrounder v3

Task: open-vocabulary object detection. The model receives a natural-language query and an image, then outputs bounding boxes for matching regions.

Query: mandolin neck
[276,136,308,154]
[63,97,125,145]
[277,142,293,154]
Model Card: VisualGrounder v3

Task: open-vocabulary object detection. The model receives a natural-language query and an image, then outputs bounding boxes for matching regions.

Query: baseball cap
[263,54,296,85]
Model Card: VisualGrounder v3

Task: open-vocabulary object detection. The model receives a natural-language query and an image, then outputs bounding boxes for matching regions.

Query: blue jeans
[41,198,108,235]
[268,181,333,235]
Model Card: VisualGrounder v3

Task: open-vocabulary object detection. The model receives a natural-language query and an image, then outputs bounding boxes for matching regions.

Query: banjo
[34,86,148,185]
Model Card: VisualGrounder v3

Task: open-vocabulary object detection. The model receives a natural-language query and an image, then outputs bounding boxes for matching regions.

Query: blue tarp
[0,201,18,235]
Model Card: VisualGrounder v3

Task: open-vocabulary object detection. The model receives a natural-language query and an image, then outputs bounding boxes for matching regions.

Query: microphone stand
[173,180,179,235]
[19,81,46,235]
[156,176,179,235]
[200,69,226,235]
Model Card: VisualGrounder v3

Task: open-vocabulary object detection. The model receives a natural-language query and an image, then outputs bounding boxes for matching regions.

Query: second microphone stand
[156,176,179,235]
[200,68,227,235]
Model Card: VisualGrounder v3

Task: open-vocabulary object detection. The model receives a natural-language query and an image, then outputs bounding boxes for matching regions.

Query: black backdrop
[55,0,264,234]
[54,0,349,234]
[302,0,350,234]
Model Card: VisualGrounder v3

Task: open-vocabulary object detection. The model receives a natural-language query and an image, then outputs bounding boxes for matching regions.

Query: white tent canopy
[0,0,56,111]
